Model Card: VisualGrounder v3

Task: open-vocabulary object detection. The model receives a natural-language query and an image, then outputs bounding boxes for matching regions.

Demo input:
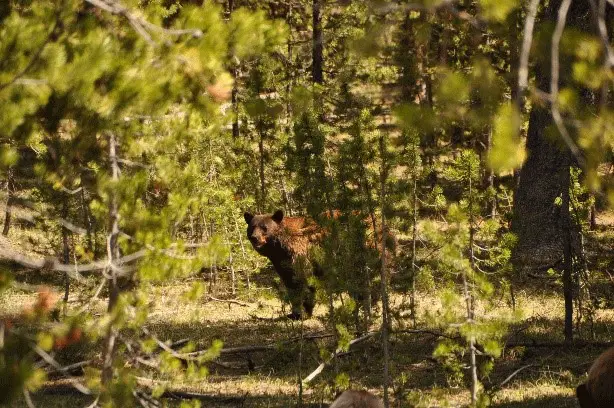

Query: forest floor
[3,276,613,407]
[3,212,614,407]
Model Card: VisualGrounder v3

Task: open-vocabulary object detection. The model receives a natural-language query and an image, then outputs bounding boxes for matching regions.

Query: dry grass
[2,279,607,407]
[5,212,614,407]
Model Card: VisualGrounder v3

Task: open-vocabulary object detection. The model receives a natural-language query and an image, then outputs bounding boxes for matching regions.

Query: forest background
[0,0,614,407]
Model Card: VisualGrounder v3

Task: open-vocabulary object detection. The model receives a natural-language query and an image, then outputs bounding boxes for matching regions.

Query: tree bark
[512,0,591,273]
[312,0,323,85]
[2,168,14,236]
[102,133,121,390]
[379,136,390,408]
[62,196,70,316]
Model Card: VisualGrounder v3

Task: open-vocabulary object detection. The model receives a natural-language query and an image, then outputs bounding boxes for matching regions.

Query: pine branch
[84,0,202,45]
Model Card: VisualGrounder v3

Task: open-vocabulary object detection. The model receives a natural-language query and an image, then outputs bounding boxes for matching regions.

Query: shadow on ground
[493,395,577,408]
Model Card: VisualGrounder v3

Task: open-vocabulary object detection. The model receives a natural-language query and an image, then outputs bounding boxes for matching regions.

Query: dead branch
[84,0,202,45]
[302,331,378,384]
[550,0,586,168]
[516,0,541,108]
[205,295,252,307]
[33,345,91,395]
[45,360,91,376]
[589,0,614,67]
[498,364,534,388]
[506,340,614,348]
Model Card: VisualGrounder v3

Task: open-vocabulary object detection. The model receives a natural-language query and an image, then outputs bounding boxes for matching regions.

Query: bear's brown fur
[244,209,392,320]
[329,390,384,408]
[244,210,321,319]
[577,346,614,408]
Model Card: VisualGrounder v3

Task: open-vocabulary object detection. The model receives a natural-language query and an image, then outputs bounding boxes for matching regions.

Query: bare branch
[0,17,61,92]
[205,295,252,307]
[1,194,88,235]
[589,0,614,67]
[84,0,202,45]
[32,345,92,395]
[550,0,586,168]
[302,331,377,384]
[22,388,36,408]
[0,243,140,277]
[517,0,541,108]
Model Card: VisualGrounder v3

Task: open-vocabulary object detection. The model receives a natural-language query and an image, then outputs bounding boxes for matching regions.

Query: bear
[577,346,614,408]
[244,209,393,321]
[329,390,384,408]
[244,209,321,320]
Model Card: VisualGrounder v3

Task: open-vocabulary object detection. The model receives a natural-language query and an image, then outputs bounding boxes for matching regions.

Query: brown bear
[329,390,384,408]
[244,209,322,320]
[244,209,394,321]
[577,346,614,408]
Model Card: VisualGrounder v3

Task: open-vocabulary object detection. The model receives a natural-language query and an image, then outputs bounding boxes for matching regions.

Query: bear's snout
[249,234,266,248]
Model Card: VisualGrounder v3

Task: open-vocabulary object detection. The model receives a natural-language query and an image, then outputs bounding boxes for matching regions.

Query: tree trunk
[258,124,266,212]
[312,0,323,85]
[561,154,574,342]
[2,168,14,236]
[512,0,591,273]
[102,133,121,390]
[379,136,390,408]
[62,197,70,316]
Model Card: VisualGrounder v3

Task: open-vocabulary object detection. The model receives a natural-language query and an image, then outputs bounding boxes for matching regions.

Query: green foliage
[488,103,525,174]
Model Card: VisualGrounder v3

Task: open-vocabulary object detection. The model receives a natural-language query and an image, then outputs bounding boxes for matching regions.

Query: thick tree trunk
[512,106,570,271]
[512,0,591,273]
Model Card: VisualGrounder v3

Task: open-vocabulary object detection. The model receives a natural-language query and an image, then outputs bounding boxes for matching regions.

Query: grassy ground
[2,276,608,407]
[3,211,614,407]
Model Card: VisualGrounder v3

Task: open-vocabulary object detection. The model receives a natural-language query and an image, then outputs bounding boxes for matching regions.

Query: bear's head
[243,210,284,253]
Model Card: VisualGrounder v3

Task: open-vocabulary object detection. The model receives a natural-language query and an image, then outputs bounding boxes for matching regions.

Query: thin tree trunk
[562,160,573,343]
[233,218,250,292]
[410,141,418,329]
[2,168,14,236]
[466,159,478,404]
[102,133,121,389]
[62,196,70,317]
[297,317,304,408]
[487,129,496,218]
[80,182,94,253]
[258,125,266,212]
[312,0,323,85]
[379,137,390,408]
[228,0,240,139]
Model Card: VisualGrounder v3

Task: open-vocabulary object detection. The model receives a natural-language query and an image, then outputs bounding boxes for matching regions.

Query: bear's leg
[576,383,596,408]
[303,285,316,317]
[286,284,305,320]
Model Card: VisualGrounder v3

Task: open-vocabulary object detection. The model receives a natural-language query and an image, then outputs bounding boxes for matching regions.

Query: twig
[516,0,541,108]
[205,295,252,307]
[550,0,586,168]
[32,345,91,395]
[84,0,202,45]
[589,0,614,67]
[499,364,534,388]
[302,331,377,384]
[0,16,61,92]
[45,360,91,376]
[23,388,36,408]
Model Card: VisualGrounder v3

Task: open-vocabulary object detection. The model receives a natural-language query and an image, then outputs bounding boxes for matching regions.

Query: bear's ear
[576,383,593,408]
[272,209,284,223]
[244,212,254,224]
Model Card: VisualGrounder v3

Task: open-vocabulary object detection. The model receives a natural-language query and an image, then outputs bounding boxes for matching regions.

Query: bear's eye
[261,225,267,232]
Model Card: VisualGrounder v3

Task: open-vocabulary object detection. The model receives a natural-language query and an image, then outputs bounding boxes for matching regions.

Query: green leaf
[487,103,526,174]
[478,0,519,21]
